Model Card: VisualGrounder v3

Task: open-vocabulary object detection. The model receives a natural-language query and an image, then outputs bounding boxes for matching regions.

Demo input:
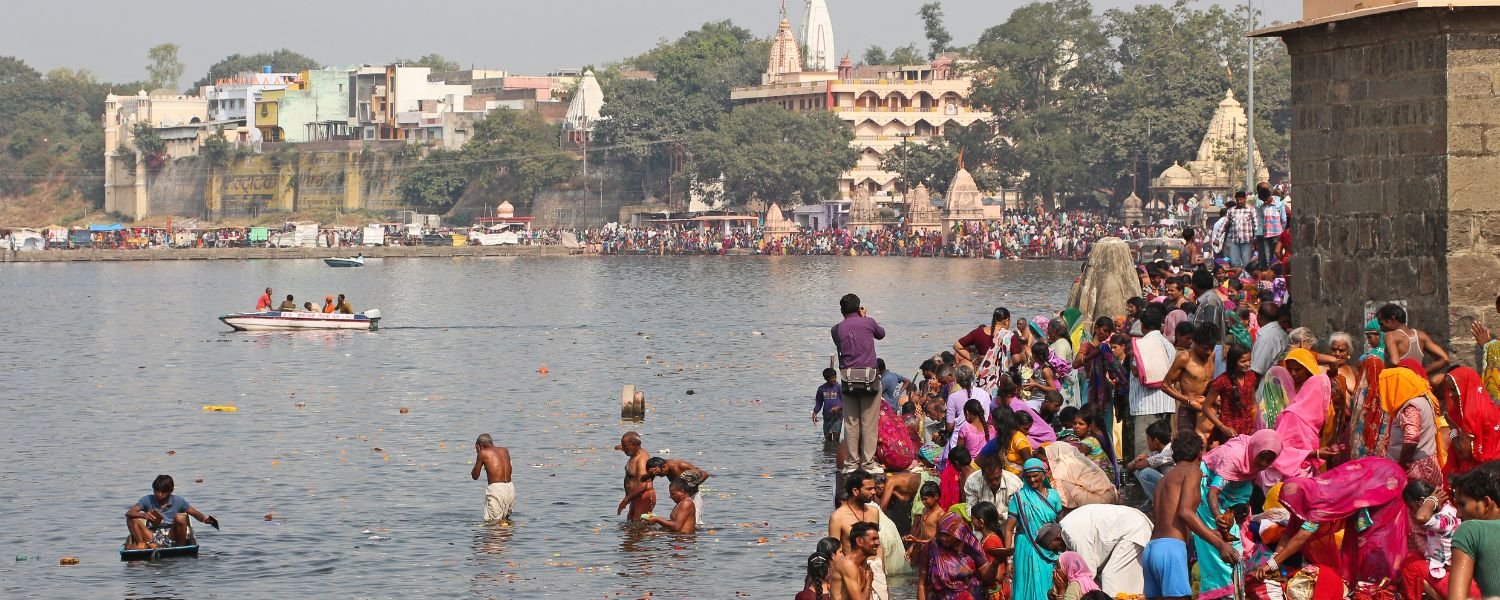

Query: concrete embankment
[0,245,580,262]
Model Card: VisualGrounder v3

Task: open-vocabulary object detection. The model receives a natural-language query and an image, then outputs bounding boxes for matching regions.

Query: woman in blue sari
[1006,458,1063,600]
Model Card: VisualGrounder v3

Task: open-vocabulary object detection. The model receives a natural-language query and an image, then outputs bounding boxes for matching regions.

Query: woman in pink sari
[1259,348,1335,489]
[1253,457,1410,585]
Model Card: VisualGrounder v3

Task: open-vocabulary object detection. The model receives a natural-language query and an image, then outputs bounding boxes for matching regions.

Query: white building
[800,0,836,72]
[204,68,296,143]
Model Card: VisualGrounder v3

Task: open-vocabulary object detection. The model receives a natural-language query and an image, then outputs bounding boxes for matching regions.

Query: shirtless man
[1376,303,1450,374]
[1162,323,1219,442]
[470,433,514,522]
[646,479,697,533]
[615,432,656,521]
[831,521,879,600]
[1143,431,1237,600]
[646,457,710,526]
[830,470,880,554]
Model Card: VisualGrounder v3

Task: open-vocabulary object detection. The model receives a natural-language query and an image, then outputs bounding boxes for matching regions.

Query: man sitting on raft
[126,475,217,549]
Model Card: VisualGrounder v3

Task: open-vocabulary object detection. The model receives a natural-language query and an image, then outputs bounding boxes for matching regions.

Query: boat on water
[120,534,198,561]
[219,309,381,331]
[324,255,365,267]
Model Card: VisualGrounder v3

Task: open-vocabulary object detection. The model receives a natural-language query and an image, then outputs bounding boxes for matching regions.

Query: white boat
[220,309,381,331]
[324,256,365,267]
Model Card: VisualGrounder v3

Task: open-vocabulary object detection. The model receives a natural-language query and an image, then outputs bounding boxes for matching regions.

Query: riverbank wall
[0,244,579,263]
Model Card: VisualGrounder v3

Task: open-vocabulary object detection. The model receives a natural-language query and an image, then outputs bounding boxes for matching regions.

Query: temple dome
[496,200,515,218]
[1157,162,1194,187]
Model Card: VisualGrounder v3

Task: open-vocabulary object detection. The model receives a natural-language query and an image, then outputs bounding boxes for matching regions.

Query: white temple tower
[800,0,836,72]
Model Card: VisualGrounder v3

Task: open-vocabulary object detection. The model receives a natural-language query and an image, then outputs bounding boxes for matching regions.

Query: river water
[0,256,1077,599]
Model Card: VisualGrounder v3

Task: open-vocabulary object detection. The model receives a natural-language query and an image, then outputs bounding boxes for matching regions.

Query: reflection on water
[0,256,1074,598]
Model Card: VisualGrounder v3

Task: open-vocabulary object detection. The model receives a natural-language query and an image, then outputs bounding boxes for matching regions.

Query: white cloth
[484,482,515,521]
[874,503,910,576]
[869,554,888,600]
[1128,331,1177,416]
[1060,504,1152,597]
[961,469,1023,519]
[692,491,705,527]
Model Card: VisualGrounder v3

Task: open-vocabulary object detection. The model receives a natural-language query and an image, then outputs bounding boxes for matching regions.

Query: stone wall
[1277,8,1500,364]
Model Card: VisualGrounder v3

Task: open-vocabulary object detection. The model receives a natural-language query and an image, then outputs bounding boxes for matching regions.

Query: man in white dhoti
[470,434,514,522]
[1037,504,1152,597]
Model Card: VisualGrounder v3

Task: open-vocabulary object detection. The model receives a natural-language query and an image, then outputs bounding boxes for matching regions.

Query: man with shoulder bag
[832,293,887,473]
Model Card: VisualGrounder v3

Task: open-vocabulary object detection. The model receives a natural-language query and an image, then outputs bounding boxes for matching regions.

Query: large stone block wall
[1277,8,1500,365]
[1282,10,1451,348]
[1444,16,1500,363]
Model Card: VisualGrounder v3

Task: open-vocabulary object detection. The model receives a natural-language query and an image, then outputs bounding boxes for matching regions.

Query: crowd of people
[253,287,354,314]
[804,183,1500,600]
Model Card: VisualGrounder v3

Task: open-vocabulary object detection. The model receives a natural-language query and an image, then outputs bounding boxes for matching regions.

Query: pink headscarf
[1059,551,1100,594]
[1203,430,1284,482]
[1163,309,1188,343]
[1259,373,1332,488]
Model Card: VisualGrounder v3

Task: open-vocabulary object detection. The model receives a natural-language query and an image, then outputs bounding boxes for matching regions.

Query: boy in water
[903,481,944,600]
[1144,431,1237,600]
[814,367,844,443]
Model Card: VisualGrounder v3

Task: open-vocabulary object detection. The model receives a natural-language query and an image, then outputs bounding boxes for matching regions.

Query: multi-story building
[205,67,296,142]
[731,9,992,203]
[254,69,353,143]
[101,90,211,218]
[348,65,472,141]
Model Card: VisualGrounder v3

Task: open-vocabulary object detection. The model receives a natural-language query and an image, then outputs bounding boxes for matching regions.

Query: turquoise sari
[1193,462,1250,600]
[1008,485,1062,600]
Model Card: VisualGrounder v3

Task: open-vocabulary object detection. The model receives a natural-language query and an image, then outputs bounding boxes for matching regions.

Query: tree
[881,122,1009,194]
[146,43,184,91]
[593,78,721,199]
[629,20,767,104]
[969,0,1113,210]
[397,53,461,72]
[398,148,470,211]
[191,50,322,89]
[919,3,954,59]
[465,109,575,205]
[862,46,889,66]
[687,104,857,206]
[888,44,925,65]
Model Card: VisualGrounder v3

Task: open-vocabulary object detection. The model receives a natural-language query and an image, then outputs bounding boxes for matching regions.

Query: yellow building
[731,13,992,202]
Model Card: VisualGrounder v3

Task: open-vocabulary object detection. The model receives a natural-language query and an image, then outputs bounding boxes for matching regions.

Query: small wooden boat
[119,534,199,561]
[323,256,365,267]
[220,309,382,331]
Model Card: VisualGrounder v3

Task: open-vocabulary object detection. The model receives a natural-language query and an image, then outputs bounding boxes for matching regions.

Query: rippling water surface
[0,255,1077,599]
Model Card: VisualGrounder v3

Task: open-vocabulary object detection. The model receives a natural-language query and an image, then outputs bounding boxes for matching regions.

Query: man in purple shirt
[831,293,886,473]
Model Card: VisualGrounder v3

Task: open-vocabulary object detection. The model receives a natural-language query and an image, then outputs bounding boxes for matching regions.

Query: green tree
[687,104,857,206]
[629,20,767,104]
[881,122,1009,193]
[862,46,889,66]
[191,50,322,89]
[398,53,461,72]
[593,78,720,199]
[398,148,469,211]
[969,0,1113,210]
[888,44,926,65]
[919,3,954,59]
[146,43,184,91]
[465,109,576,206]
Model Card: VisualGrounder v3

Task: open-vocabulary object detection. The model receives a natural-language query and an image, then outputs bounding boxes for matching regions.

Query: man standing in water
[470,433,514,523]
[1143,431,1236,600]
[831,521,879,600]
[830,469,887,600]
[832,293,886,473]
[616,432,655,521]
[646,457,710,527]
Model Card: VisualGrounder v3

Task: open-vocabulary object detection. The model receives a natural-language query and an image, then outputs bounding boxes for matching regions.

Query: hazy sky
[6,0,1298,85]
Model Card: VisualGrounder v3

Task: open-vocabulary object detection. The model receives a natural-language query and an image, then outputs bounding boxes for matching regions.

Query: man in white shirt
[1128,304,1178,458]
[1250,302,1289,376]
[964,454,1023,518]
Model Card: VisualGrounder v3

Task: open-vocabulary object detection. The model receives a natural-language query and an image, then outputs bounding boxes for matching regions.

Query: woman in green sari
[1006,458,1063,600]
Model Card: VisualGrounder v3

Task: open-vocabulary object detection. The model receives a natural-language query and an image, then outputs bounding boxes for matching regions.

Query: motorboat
[324,255,365,267]
[220,309,381,331]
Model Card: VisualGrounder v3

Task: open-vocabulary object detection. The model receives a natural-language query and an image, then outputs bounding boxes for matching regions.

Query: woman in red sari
[1438,365,1500,479]
[1254,457,1411,586]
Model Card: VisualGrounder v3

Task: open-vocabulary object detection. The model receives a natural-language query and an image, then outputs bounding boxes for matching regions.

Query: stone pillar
[1261,5,1500,365]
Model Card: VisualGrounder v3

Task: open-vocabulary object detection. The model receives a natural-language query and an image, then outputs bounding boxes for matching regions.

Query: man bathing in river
[646,456,709,526]
[616,431,656,521]
[646,479,698,533]
[831,521,879,600]
[830,469,887,599]
[126,474,217,550]
[471,433,514,523]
